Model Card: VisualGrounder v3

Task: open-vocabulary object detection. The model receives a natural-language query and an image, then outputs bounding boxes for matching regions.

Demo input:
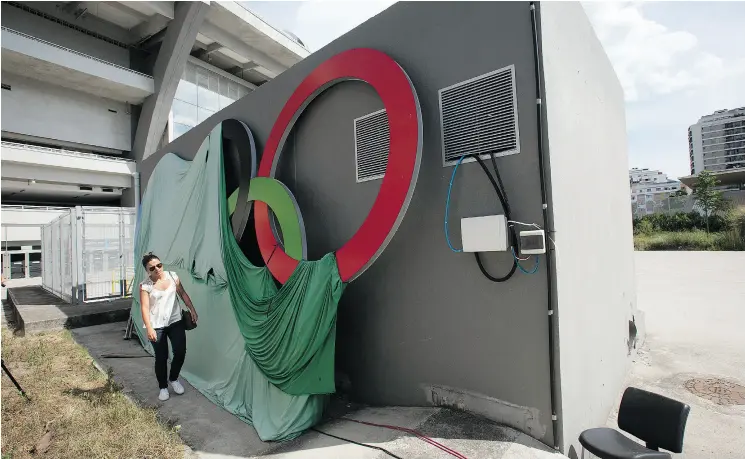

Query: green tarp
[130,123,345,440]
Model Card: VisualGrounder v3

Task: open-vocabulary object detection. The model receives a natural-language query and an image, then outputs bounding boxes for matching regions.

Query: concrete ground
[6,285,130,335]
[0,276,41,301]
[609,252,745,459]
[72,322,561,459]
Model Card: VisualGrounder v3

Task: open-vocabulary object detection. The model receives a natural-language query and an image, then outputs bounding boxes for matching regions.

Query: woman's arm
[176,280,198,323]
[140,288,157,342]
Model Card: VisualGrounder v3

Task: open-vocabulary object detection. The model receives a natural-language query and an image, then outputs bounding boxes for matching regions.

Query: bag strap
[167,271,186,311]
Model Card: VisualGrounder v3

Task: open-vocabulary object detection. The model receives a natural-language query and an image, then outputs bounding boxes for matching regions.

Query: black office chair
[579,387,690,459]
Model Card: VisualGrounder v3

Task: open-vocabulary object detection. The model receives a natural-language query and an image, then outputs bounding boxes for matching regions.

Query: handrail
[1,205,70,211]
[1,141,135,163]
[1,27,153,79]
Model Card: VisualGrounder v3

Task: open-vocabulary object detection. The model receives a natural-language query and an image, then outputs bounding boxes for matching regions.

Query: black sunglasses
[148,263,163,272]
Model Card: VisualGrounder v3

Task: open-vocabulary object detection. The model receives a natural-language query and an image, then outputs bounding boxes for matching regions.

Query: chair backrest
[618,387,690,453]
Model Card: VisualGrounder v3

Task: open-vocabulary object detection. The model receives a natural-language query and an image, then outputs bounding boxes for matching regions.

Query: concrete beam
[121,1,175,20]
[130,14,172,43]
[132,2,210,161]
[199,20,286,77]
[194,42,223,58]
[106,1,150,22]
[228,61,259,74]
[139,27,168,50]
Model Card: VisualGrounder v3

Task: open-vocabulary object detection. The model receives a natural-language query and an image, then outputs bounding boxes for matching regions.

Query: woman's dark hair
[141,252,160,268]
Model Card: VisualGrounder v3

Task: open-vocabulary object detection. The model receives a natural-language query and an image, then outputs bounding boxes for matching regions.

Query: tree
[692,170,731,232]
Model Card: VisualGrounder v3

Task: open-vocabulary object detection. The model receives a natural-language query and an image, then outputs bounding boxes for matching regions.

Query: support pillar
[132,1,209,161]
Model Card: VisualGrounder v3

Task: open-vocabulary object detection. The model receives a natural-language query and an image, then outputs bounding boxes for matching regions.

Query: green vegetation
[633,211,745,251]
[633,169,744,251]
[692,170,732,233]
[633,211,729,234]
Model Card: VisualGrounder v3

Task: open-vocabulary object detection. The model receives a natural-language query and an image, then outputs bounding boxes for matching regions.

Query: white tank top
[140,271,181,329]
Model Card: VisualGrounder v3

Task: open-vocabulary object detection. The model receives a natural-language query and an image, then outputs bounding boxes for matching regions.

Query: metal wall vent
[354,109,390,182]
[439,65,520,166]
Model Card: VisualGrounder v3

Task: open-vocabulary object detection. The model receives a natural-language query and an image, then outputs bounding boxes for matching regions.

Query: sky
[243,1,745,179]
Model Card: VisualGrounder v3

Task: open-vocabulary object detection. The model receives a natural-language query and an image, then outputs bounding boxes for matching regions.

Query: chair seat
[579,428,671,459]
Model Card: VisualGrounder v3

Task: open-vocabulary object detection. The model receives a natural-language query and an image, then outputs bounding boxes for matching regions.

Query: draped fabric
[131,123,344,440]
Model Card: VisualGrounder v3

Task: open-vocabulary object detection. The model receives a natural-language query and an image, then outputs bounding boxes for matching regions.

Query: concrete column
[132,1,209,161]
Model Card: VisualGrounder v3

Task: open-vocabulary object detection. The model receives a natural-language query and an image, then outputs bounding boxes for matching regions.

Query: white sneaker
[158,388,170,401]
[170,379,185,395]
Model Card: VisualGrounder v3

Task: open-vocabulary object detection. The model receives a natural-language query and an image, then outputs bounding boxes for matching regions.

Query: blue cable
[512,247,539,274]
[444,154,468,252]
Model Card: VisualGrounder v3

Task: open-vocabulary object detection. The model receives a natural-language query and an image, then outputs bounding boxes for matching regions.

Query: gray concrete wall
[1,3,130,67]
[539,3,637,455]
[142,1,558,446]
[1,73,132,152]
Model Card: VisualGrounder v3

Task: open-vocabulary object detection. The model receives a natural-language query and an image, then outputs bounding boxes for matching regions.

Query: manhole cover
[684,378,745,406]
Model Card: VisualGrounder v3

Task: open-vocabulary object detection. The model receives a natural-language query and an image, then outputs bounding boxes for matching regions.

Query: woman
[139,253,198,401]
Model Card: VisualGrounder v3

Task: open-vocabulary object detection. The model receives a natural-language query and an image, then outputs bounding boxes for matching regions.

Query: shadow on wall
[627,317,638,356]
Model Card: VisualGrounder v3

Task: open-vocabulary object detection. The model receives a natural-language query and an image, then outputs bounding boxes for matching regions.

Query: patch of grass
[634,230,745,251]
[1,327,185,459]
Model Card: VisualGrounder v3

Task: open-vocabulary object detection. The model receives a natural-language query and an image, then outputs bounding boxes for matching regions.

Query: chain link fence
[632,195,692,219]
[42,207,136,304]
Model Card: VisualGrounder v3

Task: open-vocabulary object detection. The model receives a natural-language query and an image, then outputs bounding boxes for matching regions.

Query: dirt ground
[1,326,186,459]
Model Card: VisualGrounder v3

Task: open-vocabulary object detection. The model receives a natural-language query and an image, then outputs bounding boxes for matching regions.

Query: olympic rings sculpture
[221,48,422,284]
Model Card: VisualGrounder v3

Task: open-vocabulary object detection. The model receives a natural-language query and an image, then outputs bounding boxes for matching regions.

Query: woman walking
[139,253,198,401]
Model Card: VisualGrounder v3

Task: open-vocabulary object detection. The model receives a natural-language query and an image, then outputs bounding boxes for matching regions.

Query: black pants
[154,319,186,389]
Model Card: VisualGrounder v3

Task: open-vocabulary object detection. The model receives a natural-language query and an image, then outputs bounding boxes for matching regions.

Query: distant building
[688,107,745,175]
[629,168,685,216]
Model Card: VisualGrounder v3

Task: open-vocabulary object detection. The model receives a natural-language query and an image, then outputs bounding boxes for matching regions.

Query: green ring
[227,177,306,261]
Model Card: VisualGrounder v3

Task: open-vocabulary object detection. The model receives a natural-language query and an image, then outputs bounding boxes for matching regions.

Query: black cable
[2,359,30,401]
[473,231,518,282]
[310,427,404,459]
[466,154,518,282]
[530,2,560,451]
[490,152,510,214]
[471,155,511,220]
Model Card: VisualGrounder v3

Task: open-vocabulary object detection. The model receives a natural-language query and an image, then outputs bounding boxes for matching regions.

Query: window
[197,107,215,124]
[172,99,198,127]
[175,77,197,106]
[169,61,252,141]
[173,123,192,139]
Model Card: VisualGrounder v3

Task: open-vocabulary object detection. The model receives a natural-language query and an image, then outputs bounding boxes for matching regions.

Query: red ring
[255,48,421,283]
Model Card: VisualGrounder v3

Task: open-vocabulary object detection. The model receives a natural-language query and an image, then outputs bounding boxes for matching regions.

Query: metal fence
[41,207,136,304]
[631,195,691,219]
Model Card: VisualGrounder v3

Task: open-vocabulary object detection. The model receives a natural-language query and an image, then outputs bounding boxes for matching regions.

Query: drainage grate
[684,378,745,406]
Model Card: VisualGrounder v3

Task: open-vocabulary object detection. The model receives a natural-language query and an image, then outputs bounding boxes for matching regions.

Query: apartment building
[1,1,309,280]
[629,168,686,216]
[629,168,683,198]
[688,107,745,175]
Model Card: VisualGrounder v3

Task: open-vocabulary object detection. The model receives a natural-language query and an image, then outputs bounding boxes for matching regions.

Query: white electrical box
[460,215,509,252]
[519,229,546,255]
